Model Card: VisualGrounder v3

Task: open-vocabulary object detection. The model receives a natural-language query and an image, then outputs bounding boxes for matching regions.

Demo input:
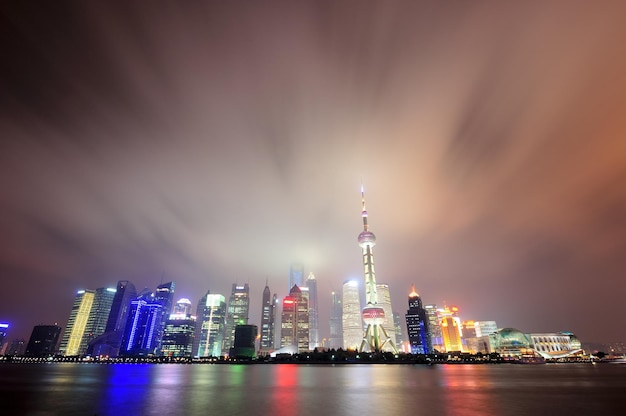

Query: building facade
[280,285,309,352]
[223,283,250,353]
[405,287,431,354]
[342,280,362,350]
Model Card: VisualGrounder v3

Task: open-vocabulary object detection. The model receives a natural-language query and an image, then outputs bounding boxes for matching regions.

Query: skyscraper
[376,283,396,351]
[357,185,397,352]
[87,280,137,357]
[194,292,227,357]
[342,280,362,350]
[405,286,431,354]
[25,324,62,357]
[425,304,443,351]
[82,287,116,350]
[329,290,343,349]
[306,272,319,350]
[119,282,175,356]
[280,285,309,352]
[59,289,95,356]
[61,287,116,356]
[161,313,196,357]
[260,283,275,351]
[289,263,304,292]
[223,283,250,353]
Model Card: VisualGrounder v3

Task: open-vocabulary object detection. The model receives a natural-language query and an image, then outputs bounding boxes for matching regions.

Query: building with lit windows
[393,312,404,348]
[61,287,116,356]
[306,272,319,350]
[223,283,250,353]
[260,283,276,351]
[329,290,343,349]
[194,292,227,357]
[25,324,62,357]
[425,304,443,351]
[161,313,196,357]
[342,280,362,350]
[280,285,309,352]
[487,328,582,359]
[405,286,431,354]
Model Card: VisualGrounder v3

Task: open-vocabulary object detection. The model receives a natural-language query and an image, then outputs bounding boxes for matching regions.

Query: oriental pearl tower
[358,184,398,353]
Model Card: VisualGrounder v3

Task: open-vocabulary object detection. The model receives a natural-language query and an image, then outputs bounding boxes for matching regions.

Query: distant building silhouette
[289,263,304,292]
[329,290,343,349]
[306,272,319,350]
[25,324,62,356]
[223,284,250,354]
[231,324,258,358]
[7,338,26,355]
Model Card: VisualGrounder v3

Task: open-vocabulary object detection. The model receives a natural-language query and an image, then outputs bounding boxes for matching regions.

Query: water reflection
[2,363,625,415]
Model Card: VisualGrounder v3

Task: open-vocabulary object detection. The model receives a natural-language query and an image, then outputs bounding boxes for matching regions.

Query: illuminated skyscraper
[82,287,116,350]
[280,285,309,352]
[405,286,431,354]
[195,292,227,357]
[60,289,95,356]
[375,283,396,351]
[231,324,258,358]
[342,280,362,350]
[260,282,276,351]
[25,325,62,357]
[223,283,250,353]
[329,290,343,349]
[474,321,498,337]
[289,263,305,292]
[439,306,463,352]
[357,185,397,353]
[119,282,175,356]
[305,272,319,350]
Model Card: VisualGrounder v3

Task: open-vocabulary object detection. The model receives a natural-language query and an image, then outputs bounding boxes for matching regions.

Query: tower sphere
[358,230,376,247]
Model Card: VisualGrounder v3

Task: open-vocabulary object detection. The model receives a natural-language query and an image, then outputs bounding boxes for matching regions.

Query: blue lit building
[119,282,175,356]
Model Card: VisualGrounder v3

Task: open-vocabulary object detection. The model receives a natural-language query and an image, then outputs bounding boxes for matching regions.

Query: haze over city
[1,1,625,345]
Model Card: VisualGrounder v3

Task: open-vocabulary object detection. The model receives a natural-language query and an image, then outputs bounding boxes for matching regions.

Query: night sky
[1,2,625,345]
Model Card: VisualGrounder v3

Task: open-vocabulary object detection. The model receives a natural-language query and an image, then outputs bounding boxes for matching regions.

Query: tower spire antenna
[357,181,397,354]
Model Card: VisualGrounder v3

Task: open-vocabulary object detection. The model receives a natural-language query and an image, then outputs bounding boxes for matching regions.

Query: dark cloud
[1,1,625,344]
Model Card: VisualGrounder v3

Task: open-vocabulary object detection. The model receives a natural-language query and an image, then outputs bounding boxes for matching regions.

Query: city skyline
[2,2,626,345]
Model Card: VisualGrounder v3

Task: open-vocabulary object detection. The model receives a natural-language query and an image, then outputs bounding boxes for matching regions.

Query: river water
[1,363,625,415]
